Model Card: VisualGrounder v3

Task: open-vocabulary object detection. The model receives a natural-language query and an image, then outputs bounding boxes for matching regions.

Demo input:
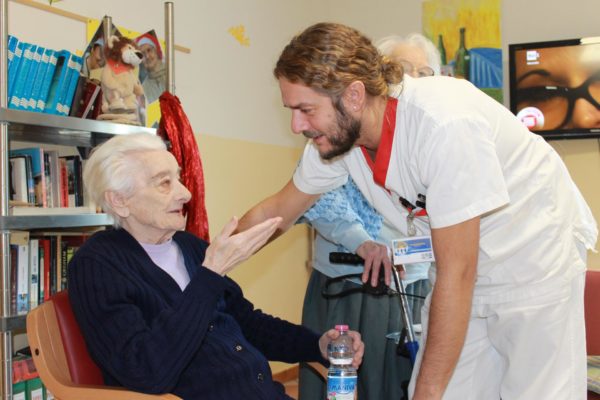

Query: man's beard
[304,101,361,160]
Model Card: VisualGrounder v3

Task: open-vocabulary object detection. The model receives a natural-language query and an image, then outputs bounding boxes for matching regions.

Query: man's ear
[342,81,366,113]
[105,191,130,218]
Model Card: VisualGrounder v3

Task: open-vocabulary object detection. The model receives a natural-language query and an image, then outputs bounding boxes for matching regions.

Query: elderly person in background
[376,33,441,77]
[68,133,364,400]
[297,32,440,400]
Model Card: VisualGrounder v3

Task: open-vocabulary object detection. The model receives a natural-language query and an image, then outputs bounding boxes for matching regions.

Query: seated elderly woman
[67,133,364,399]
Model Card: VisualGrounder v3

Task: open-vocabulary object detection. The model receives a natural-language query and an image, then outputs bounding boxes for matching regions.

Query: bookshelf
[0,2,163,398]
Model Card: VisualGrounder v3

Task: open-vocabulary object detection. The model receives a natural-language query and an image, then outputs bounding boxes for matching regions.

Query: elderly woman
[67,133,364,400]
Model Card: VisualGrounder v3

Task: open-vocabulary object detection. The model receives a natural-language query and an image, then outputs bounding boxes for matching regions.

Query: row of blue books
[7,35,83,116]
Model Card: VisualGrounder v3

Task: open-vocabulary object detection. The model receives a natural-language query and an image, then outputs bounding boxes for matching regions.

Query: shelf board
[0,315,26,332]
[0,213,114,230]
[0,108,156,147]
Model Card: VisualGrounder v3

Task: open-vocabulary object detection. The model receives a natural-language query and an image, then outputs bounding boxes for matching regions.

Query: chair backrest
[585,270,600,355]
[51,290,105,385]
[27,291,181,400]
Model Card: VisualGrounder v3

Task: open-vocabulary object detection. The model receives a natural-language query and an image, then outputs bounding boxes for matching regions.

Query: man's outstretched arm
[237,178,320,241]
[413,216,480,400]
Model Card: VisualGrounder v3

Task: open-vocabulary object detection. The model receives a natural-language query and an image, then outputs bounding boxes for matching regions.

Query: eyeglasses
[397,60,435,78]
[516,71,600,129]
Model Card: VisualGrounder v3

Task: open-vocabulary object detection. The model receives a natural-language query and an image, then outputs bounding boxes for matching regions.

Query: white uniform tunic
[293,75,597,399]
[294,75,596,302]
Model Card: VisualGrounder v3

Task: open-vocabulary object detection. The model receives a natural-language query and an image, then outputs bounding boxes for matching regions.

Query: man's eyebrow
[517,69,550,84]
[284,102,313,110]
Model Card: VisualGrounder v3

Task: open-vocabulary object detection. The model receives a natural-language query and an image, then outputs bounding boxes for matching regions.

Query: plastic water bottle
[327,324,357,400]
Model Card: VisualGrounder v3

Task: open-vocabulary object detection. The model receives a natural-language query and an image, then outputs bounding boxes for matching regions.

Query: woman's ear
[105,191,130,218]
[342,80,366,113]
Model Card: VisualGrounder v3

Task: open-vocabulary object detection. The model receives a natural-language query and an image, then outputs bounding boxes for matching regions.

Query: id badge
[392,235,435,265]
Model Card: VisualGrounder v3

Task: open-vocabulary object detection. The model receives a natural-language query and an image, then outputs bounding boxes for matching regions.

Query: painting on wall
[423,0,503,102]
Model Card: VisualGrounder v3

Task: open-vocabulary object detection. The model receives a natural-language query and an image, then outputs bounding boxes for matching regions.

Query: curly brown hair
[274,22,403,101]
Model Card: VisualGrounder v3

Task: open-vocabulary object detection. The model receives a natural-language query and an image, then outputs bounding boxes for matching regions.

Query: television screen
[508,37,600,140]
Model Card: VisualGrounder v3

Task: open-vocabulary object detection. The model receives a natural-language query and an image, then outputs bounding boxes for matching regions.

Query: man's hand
[318,328,364,369]
[356,240,393,286]
[202,216,282,275]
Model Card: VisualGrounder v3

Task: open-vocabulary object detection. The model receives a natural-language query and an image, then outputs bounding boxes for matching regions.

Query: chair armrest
[51,384,181,400]
[306,361,328,381]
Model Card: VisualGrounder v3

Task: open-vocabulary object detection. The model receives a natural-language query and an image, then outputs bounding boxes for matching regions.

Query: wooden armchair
[26,290,180,400]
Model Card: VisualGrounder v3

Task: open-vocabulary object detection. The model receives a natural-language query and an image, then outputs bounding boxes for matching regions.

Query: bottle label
[330,358,353,365]
[327,375,357,400]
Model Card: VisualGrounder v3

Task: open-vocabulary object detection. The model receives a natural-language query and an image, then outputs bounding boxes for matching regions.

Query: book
[12,381,25,400]
[9,244,18,315]
[35,49,58,113]
[59,55,83,116]
[8,38,24,99]
[38,242,45,305]
[22,154,36,205]
[9,43,36,110]
[29,239,40,310]
[7,34,19,71]
[83,83,102,119]
[43,50,72,115]
[10,148,47,207]
[28,47,52,111]
[69,77,101,119]
[12,354,38,383]
[48,235,57,296]
[7,35,20,97]
[19,45,44,110]
[9,156,29,204]
[61,155,82,207]
[45,150,61,208]
[38,238,51,302]
[43,152,53,208]
[9,231,29,315]
[26,377,44,400]
[59,157,68,207]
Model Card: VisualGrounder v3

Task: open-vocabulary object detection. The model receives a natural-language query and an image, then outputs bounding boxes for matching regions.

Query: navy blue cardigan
[68,229,324,400]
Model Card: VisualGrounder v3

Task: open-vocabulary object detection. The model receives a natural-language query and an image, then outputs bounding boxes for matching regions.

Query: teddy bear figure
[98,35,144,125]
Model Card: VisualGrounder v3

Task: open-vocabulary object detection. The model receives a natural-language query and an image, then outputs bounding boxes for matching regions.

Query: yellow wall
[196,133,312,372]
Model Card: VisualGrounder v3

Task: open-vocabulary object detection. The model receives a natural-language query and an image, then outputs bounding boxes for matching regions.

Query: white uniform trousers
[408,271,587,400]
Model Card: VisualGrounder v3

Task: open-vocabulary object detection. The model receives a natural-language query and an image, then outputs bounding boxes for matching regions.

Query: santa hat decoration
[135,32,163,60]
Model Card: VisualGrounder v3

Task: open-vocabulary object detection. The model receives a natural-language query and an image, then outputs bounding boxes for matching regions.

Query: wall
[501,0,600,269]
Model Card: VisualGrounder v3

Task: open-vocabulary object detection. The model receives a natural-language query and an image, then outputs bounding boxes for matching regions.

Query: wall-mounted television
[508,37,600,140]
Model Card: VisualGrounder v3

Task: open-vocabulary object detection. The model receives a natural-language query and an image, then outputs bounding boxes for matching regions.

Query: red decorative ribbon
[158,92,210,242]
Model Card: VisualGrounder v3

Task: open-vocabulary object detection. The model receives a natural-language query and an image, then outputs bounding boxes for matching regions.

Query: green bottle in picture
[437,34,447,66]
[454,27,470,80]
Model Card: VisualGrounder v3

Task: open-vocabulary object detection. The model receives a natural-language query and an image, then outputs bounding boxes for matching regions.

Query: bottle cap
[334,324,349,332]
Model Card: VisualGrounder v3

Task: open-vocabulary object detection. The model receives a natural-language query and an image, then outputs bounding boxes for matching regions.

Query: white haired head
[83,133,167,228]
[375,33,441,76]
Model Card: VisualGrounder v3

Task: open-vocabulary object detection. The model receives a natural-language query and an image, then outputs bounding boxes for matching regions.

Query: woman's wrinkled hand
[318,328,364,369]
[202,216,282,275]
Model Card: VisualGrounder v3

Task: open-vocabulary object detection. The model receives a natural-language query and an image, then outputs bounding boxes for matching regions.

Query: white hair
[375,33,442,76]
[83,133,167,227]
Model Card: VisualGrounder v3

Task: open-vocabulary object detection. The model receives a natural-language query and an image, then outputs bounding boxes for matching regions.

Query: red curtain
[158,92,210,242]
